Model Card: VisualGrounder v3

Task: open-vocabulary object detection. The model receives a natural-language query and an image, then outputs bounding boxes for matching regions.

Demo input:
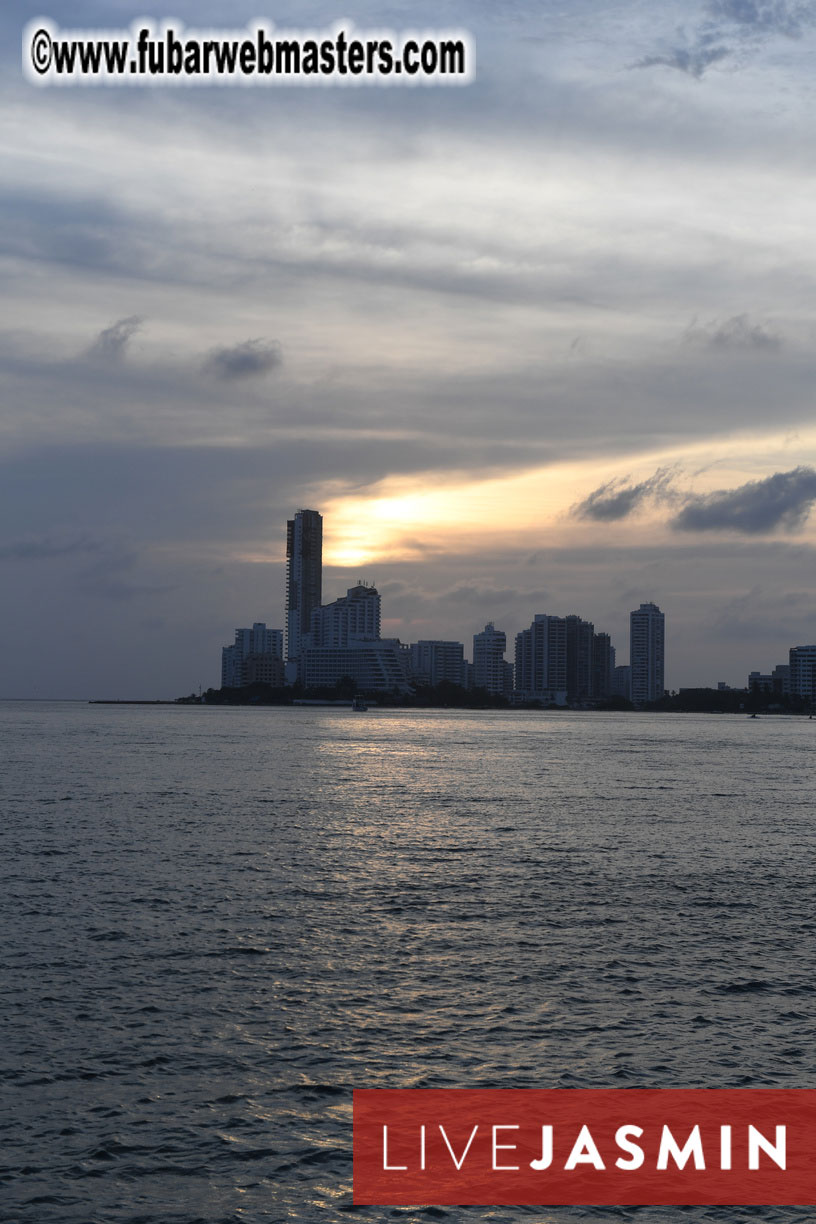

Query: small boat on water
[351,696,369,711]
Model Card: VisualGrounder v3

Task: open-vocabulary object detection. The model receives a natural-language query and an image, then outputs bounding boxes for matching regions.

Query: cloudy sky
[3,0,816,697]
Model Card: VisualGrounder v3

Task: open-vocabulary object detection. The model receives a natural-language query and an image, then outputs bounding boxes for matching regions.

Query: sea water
[2,702,814,1223]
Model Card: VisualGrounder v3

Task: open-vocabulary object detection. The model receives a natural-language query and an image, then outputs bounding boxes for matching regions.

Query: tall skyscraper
[630,602,665,705]
[286,509,323,662]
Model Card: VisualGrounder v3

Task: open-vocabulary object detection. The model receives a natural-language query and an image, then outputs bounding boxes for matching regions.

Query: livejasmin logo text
[353,1089,816,1206]
[381,1119,786,1173]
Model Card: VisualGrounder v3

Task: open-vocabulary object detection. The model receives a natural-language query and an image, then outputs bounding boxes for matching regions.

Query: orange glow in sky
[320,426,816,567]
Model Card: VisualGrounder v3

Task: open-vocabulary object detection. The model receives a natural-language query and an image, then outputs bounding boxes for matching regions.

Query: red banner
[353,1089,816,1205]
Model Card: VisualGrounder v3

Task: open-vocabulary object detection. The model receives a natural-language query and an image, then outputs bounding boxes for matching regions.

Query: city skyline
[225,509,628,700]
[3,1,816,699]
[218,505,810,702]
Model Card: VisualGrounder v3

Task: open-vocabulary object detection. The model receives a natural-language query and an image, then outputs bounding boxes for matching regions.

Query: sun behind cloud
[321,426,816,565]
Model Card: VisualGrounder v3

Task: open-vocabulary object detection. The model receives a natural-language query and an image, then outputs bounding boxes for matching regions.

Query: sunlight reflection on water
[1,703,814,1223]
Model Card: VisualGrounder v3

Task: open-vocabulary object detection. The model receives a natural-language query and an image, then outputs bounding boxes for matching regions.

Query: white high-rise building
[300,639,411,693]
[308,582,380,648]
[630,602,665,705]
[789,645,816,699]
[221,622,283,688]
[234,623,282,658]
[473,623,512,695]
[286,509,322,662]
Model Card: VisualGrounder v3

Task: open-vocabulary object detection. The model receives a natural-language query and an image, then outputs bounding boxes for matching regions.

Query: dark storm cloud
[204,339,283,381]
[636,0,813,77]
[672,467,816,533]
[87,316,143,362]
[684,314,782,351]
[707,0,811,37]
[573,469,675,522]
[636,40,730,77]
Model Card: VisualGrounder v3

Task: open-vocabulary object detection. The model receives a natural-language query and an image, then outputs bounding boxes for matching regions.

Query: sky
[3,0,816,698]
